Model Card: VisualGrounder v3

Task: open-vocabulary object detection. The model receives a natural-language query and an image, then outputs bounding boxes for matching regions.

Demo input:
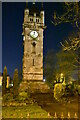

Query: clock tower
[22,3,45,81]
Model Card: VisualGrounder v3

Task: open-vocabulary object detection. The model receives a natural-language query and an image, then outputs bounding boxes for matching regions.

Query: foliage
[2,105,48,118]
[78,85,80,95]
[53,2,80,28]
[2,93,14,103]
[60,32,80,71]
[2,66,7,95]
[65,83,75,96]
[13,69,19,98]
[74,84,80,95]
[53,2,80,67]
[54,83,66,102]
[44,49,77,87]
[18,92,29,102]
[54,83,77,102]
[60,32,80,51]
[52,3,80,84]
[44,50,57,88]
[56,50,77,82]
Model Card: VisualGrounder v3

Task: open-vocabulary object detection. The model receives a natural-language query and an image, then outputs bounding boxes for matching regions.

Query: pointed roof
[26,0,28,9]
[41,2,44,11]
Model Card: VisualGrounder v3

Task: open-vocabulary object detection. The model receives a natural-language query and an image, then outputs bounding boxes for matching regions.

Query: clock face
[30,31,38,39]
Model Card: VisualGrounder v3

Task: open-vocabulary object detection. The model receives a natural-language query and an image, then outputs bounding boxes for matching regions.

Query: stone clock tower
[19,3,49,93]
[22,3,45,81]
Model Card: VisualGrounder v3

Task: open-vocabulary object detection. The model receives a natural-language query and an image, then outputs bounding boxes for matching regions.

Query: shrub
[54,83,78,102]
[73,84,80,95]
[65,83,75,95]
[75,85,80,95]
[2,93,14,102]
[54,83,66,102]
[18,92,29,102]
[2,66,7,95]
[19,92,28,98]
[78,85,80,95]
[13,69,19,98]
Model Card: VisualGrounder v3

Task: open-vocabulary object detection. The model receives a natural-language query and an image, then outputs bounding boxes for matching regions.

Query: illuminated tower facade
[22,3,45,81]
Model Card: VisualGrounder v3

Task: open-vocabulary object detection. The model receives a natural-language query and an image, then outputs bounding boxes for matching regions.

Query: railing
[1,112,78,119]
[26,112,78,119]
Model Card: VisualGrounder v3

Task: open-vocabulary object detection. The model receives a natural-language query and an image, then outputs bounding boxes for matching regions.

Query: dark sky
[2,2,74,77]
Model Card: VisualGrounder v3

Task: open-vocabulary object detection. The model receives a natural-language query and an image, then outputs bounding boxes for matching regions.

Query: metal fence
[26,112,78,119]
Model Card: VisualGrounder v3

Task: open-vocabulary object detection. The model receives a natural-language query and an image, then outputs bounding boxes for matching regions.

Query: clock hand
[34,32,35,35]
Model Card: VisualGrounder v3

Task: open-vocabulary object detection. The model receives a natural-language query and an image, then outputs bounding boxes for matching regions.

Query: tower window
[30,18,33,22]
[32,42,36,47]
[36,19,39,23]
[33,59,34,66]
[31,42,36,54]
[38,19,39,22]
[30,18,31,21]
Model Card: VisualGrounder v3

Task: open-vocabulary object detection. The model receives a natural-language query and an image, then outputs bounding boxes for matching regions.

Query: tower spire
[41,2,43,10]
[33,0,36,5]
[26,0,28,8]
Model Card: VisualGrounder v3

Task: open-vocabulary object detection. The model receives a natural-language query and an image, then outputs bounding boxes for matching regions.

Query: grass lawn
[31,93,79,118]
[2,92,79,119]
[2,104,49,118]
[2,95,79,119]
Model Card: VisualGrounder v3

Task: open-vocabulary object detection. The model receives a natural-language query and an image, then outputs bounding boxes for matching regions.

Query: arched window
[36,19,37,22]
[30,18,31,21]
[36,19,39,23]
[32,19,33,22]
[38,19,39,22]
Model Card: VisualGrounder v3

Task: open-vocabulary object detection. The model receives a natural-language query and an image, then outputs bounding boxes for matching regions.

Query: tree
[56,50,77,83]
[52,2,80,83]
[53,2,80,27]
[60,32,80,69]
[13,69,19,98]
[44,50,57,88]
[2,66,7,95]
[44,49,77,87]
[52,2,80,51]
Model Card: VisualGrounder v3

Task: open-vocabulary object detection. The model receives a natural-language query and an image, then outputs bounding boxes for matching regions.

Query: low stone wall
[19,80,51,93]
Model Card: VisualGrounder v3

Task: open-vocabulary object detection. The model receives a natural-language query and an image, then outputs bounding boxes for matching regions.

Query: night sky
[2,2,74,77]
